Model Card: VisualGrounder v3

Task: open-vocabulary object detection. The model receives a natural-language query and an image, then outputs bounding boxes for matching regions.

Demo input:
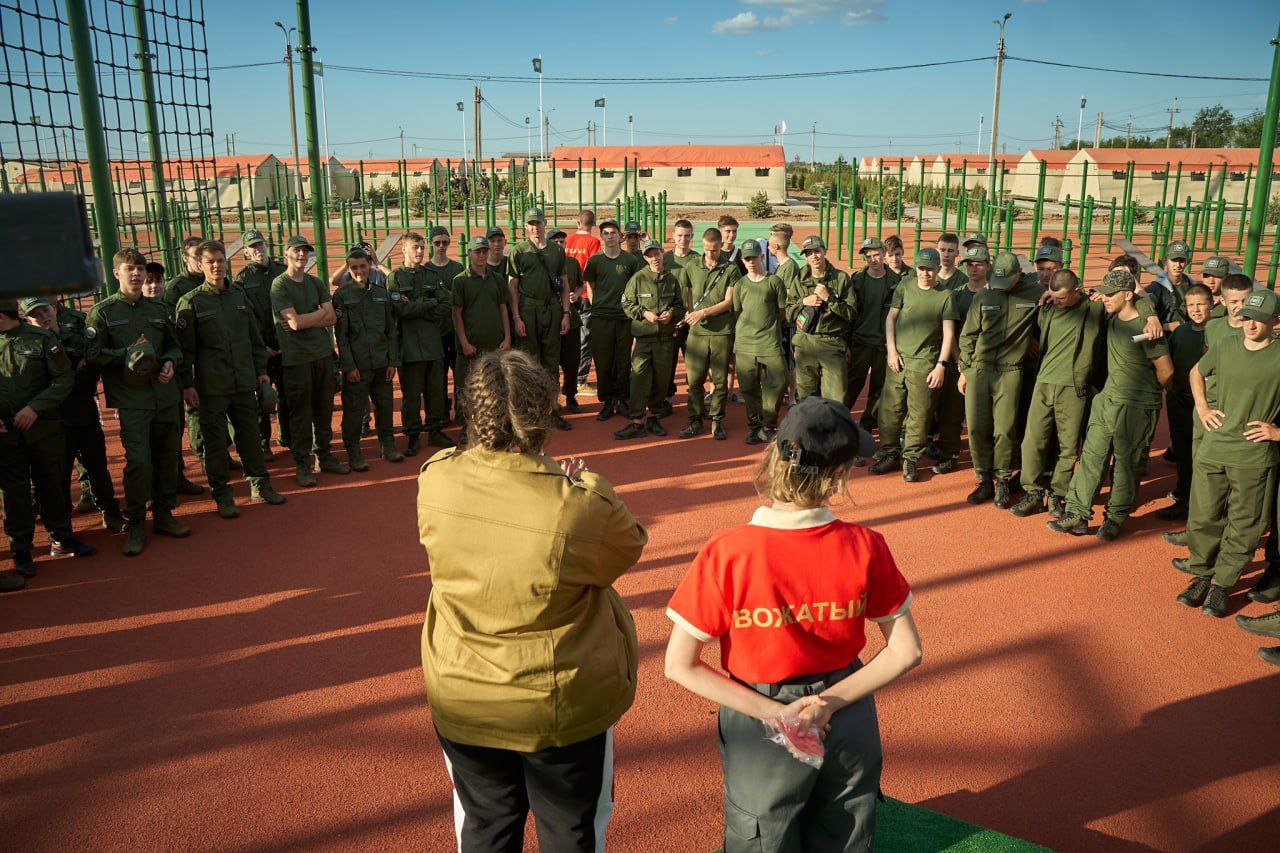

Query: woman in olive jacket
[418,348,647,852]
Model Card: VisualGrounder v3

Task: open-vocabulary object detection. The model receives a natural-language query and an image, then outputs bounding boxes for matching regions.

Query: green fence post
[940,161,951,237]
[592,158,598,218]
[550,157,558,226]
[1237,164,1254,252]
[1106,197,1117,253]
[895,160,904,238]
[1030,159,1046,253]
[1062,237,1073,271]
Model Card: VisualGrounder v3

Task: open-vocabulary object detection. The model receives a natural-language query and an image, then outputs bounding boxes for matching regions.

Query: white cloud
[662,15,678,24]
[755,47,777,57]
[711,11,792,35]
[741,0,888,25]
[843,8,887,24]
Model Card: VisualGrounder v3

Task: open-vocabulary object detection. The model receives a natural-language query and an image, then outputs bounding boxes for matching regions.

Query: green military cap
[740,238,764,259]
[19,295,52,314]
[800,235,826,255]
[1034,245,1063,264]
[859,237,884,253]
[285,234,314,251]
[914,248,940,270]
[989,252,1021,290]
[1164,240,1190,261]
[485,226,505,239]
[640,238,662,254]
[0,297,20,314]
[524,207,546,224]
[242,229,267,247]
[1238,289,1280,323]
[624,220,642,234]
[1202,256,1230,277]
[259,378,279,415]
[598,218,620,231]
[1097,268,1138,294]
[126,339,157,376]
[962,232,987,247]
[467,236,490,252]
[963,245,991,264]
[429,225,450,239]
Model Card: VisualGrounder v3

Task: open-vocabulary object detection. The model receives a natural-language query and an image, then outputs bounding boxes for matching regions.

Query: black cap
[428,225,450,240]
[485,226,505,239]
[775,397,876,473]
[548,228,567,240]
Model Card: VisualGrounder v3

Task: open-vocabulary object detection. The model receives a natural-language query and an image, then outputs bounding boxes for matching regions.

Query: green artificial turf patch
[873,797,1050,852]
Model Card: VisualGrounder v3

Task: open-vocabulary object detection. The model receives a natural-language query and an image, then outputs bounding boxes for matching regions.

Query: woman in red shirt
[665,396,923,852]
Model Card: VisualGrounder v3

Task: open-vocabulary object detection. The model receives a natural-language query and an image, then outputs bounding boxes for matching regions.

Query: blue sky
[207,0,1278,163]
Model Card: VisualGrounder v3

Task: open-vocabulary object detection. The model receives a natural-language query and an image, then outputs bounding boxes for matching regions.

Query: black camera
[1,192,102,299]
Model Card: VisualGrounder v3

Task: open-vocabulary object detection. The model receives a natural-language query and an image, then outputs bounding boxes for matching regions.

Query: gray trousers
[719,662,881,853]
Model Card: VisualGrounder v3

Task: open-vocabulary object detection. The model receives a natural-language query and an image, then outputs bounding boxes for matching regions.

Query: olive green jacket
[234,259,288,349]
[621,268,685,339]
[0,323,72,441]
[786,262,858,338]
[175,282,268,396]
[390,265,451,363]
[418,446,647,751]
[334,281,399,373]
[86,293,183,413]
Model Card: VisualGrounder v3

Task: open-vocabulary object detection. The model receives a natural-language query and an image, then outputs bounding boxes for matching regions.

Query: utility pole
[458,101,468,178]
[542,114,550,159]
[978,114,984,154]
[1243,24,1280,278]
[1126,116,1132,148]
[1166,97,1179,148]
[474,85,483,172]
[810,122,816,169]
[1076,96,1086,149]
[399,126,405,161]
[533,56,545,159]
[525,116,532,161]
[1052,116,1062,149]
[629,114,634,146]
[294,0,329,277]
[274,20,305,204]
[1190,129,1197,149]
[1094,112,1103,147]
[988,12,1011,191]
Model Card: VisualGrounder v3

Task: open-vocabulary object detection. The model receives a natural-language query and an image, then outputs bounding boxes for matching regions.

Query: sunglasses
[431,240,449,246]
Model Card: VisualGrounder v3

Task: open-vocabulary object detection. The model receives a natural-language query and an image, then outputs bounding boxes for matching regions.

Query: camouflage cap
[801,235,827,255]
[740,238,764,258]
[914,248,941,270]
[1097,268,1138,295]
[962,232,988,247]
[524,207,546,224]
[259,379,279,415]
[1238,289,1280,323]
[19,296,52,314]
[1164,240,1191,261]
[641,238,663,254]
[989,252,1021,289]
[624,220,643,234]
[859,236,885,253]
[242,229,267,247]
[963,245,991,264]
[1034,245,1063,265]
[1202,256,1230,277]
[467,236,490,252]
[126,339,157,376]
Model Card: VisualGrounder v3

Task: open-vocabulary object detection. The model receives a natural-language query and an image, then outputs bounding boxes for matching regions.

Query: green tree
[1189,104,1234,147]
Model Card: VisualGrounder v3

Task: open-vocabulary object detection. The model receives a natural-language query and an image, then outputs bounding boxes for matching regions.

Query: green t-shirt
[679,258,741,337]
[1168,322,1206,396]
[270,272,334,366]
[425,258,465,336]
[663,250,701,274]
[937,267,968,291]
[507,239,565,303]
[1196,335,1280,467]
[775,257,800,291]
[1101,314,1169,408]
[1037,299,1092,386]
[892,281,958,368]
[583,251,643,320]
[848,268,894,348]
[732,274,788,357]
[452,266,509,350]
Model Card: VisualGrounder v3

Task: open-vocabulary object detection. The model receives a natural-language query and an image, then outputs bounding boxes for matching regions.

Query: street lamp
[628,114,634,147]
[987,12,1011,194]
[1076,96,1087,150]
[458,101,468,178]
[274,20,305,203]
[532,56,545,159]
[525,116,532,161]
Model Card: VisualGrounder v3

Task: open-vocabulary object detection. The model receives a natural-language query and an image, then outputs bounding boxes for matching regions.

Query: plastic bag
[764,715,824,768]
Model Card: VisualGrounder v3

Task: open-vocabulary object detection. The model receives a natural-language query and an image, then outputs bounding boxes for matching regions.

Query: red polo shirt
[667,506,912,684]
[564,233,602,299]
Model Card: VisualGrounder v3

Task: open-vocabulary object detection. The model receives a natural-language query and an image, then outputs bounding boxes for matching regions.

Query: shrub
[747,191,772,218]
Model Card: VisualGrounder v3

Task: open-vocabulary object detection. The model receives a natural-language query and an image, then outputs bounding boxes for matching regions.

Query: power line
[1006,56,1267,82]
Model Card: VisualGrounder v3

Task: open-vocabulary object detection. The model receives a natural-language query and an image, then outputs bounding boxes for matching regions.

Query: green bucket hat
[1098,268,1138,295]
[1201,256,1230,278]
[989,252,1021,290]
[1164,240,1190,261]
[963,245,991,264]
[913,248,940,270]
[1238,289,1280,323]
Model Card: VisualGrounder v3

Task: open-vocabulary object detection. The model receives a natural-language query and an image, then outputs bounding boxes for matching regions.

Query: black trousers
[438,728,612,853]
[560,326,582,400]
[63,421,118,514]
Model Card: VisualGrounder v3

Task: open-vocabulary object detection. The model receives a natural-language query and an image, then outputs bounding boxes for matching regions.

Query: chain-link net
[1,0,217,276]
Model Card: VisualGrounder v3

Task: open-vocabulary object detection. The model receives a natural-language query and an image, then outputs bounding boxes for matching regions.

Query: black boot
[967,476,995,504]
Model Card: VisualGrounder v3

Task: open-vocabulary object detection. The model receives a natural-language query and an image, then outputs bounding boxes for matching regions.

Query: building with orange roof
[925,153,1021,193]
[1009,150,1077,201]
[1057,148,1278,207]
[535,145,786,205]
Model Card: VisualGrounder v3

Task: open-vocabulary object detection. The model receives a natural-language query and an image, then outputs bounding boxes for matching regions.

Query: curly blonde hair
[463,350,556,453]
[752,442,852,508]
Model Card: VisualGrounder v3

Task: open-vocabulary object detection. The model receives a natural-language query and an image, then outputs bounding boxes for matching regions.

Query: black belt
[739,661,861,697]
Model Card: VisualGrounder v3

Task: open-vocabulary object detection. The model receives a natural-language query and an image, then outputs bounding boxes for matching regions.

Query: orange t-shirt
[667,506,912,684]
[564,233,602,299]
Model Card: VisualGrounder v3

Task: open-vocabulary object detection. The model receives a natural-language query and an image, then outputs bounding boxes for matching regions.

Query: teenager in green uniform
[508,208,573,430]
[664,218,701,404]
[1009,270,1159,518]
[1050,269,1174,541]
[933,245,989,474]
[769,224,801,405]
[845,238,898,432]
[786,236,855,407]
[333,247,404,470]
[679,227,739,440]
[621,220,644,259]
[87,249,190,556]
[1177,290,1280,617]
[1199,256,1231,319]
[22,296,124,533]
[164,235,212,493]
[616,240,684,439]
[234,230,289,455]
[584,220,643,420]
[271,235,350,486]
[957,252,1045,507]
[873,249,957,481]
[1033,243,1063,289]
[1146,240,1195,331]
[733,239,789,444]
[934,233,968,291]
[0,295,94,586]
[1154,285,1213,522]
[451,237,512,445]
[427,227,465,424]
[175,241,286,518]
[391,231,455,454]
[550,228,585,413]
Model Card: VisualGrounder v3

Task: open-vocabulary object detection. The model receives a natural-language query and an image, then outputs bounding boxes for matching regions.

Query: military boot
[1235,609,1280,638]
[101,506,127,533]
[967,476,995,504]
[1202,584,1230,618]
[296,462,317,488]
[1176,576,1212,608]
[381,441,405,463]
[318,455,351,475]
[1247,566,1280,604]
[122,524,147,557]
[993,478,1014,509]
[0,572,25,592]
[152,511,192,538]
[1047,514,1089,536]
[346,446,370,472]
[1009,490,1045,517]
[251,483,287,505]
[868,451,901,475]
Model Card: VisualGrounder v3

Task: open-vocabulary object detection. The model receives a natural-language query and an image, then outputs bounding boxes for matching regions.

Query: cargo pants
[1019,382,1088,498]
[878,368,938,462]
[793,331,847,403]
[965,365,1029,480]
[119,404,181,523]
[628,337,675,419]
[686,332,731,423]
[1187,462,1276,588]
[198,392,270,503]
[589,316,631,406]
[737,353,789,430]
[845,344,887,429]
[1064,394,1159,524]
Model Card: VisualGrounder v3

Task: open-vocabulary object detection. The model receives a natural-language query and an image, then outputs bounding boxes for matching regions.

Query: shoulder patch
[391,291,402,301]
[176,317,187,329]
[84,326,97,339]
